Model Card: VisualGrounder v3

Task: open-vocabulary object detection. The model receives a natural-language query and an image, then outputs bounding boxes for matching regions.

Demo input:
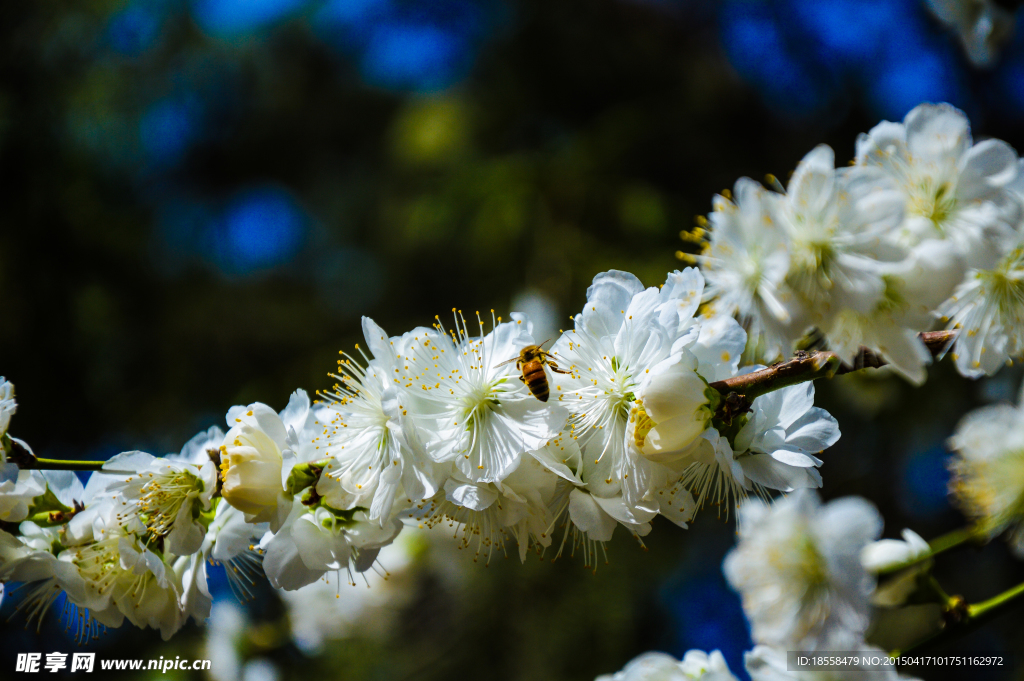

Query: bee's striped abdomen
[522,360,549,402]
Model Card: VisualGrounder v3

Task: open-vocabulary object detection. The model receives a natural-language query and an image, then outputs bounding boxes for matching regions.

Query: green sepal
[138,533,167,558]
[697,374,722,431]
[317,504,362,528]
[26,487,72,518]
[197,497,220,530]
[286,460,330,496]
[713,412,751,448]
[703,379,722,415]
[25,511,75,529]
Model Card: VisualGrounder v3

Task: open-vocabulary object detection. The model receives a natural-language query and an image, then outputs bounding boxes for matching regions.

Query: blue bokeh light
[718,0,973,120]
[866,49,962,120]
[989,14,1024,119]
[788,0,898,67]
[899,443,952,519]
[720,2,832,116]
[317,0,390,29]
[191,0,310,38]
[362,23,468,90]
[140,98,201,166]
[996,60,1024,113]
[662,570,752,678]
[205,562,235,600]
[313,0,486,92]
[107,4,163,56]
[211,187,307,273]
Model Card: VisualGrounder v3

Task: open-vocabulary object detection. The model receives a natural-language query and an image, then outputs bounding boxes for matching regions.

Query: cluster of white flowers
[0,267,843,638]
[0,428,261,640]
[6,102,1024,649]
[598,491,926,680]
[694,102,1024,383]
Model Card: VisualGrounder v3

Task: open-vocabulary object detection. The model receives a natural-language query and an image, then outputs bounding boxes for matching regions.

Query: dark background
[1,0,1023,679]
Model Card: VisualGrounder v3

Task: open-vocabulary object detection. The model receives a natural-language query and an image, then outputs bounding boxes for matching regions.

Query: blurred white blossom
[597,650,738,681]
[948,382,1024,556]
[724,491,881,651]
[861,528,930,573]
[861,528,932,608]
[0,377,16,441]
[279,530,417,654]
[925,0,1015,67]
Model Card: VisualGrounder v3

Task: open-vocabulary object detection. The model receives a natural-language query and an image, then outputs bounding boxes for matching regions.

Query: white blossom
[260,497,401,591]
[219,390,315,531]
[105,451,217,555]
[774,146,912,361]
[58,508,185,640]
[315,317,443,525]
[699,179,795,360]
[0,477,85,630]
[780,146,905,316]
[0,468,45,523]
[861,528,929,573]
[683,382,838,517]
[413,454,566,563]
[0,377,15,441]
[939,243,1024,377]
[856,102,1022,272]
[723,491,882,651]
[175,499,262,624]
[0,522,104,641]
[947,383,1024,556]
[400,311,568,486]
[597,650,739,681]
[277,530,417,655]
[551,269,713,514]
[18,466,183,639]
[529,437,670,566]
[174,425,226,465]
[861,528,931,608]
[627,351,718,466]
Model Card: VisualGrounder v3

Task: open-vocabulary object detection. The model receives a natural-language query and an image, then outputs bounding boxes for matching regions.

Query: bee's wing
[493,356,520,368]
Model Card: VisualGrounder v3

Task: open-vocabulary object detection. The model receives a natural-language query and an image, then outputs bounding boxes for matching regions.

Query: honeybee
[495,343,571,402]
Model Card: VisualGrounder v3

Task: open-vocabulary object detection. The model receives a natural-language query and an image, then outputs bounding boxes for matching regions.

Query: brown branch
[708,330,957,403]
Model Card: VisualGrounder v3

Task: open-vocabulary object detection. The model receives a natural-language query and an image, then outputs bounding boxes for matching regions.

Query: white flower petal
[568,488,617,542]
